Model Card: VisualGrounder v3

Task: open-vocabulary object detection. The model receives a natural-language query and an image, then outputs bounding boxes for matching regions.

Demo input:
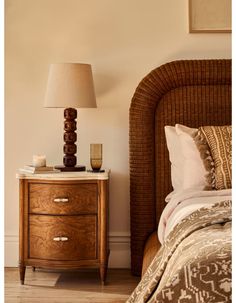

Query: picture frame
[189,0,232,33]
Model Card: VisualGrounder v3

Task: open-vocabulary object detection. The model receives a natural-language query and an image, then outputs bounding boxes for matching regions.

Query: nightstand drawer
[29,183,98,214]
[29,215,97,261]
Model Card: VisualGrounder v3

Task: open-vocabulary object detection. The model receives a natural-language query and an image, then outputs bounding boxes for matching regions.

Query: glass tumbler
[90,144,102,171]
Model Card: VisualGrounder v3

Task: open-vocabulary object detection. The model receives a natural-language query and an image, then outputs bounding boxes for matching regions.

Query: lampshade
[44,63,97,108]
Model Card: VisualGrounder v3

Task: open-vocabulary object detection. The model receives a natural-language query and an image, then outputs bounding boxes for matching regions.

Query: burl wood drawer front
[29,183,98,215]
[29,215,97,261]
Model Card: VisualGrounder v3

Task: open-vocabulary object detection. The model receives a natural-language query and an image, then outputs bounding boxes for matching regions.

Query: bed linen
[158,189,232,244]
[127,198,232,303]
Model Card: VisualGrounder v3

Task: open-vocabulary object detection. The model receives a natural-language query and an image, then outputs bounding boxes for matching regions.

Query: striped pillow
[195,126,232,190]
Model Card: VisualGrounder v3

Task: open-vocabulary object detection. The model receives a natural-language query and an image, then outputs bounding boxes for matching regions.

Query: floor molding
[5,232,131,268]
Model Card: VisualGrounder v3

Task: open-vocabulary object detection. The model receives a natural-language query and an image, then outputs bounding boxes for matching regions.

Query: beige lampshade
[44,63,97,108]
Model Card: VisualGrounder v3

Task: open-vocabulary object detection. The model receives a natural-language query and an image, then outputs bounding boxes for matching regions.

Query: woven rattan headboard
[129,59,232,275]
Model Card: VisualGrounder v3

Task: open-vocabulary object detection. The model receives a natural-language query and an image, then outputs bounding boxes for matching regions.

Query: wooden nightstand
[16,171,109,285]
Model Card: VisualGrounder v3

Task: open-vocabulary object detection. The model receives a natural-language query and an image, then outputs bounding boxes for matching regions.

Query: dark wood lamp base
[59,107,85,172]
[55,165,86,172]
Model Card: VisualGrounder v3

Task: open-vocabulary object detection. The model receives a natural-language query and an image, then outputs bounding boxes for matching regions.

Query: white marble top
[16,170,110,180]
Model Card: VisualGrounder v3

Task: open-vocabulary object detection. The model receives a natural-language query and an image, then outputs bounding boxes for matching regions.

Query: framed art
[189,0,232,33]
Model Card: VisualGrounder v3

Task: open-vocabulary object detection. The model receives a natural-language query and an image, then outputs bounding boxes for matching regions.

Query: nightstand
[16,171,109,285]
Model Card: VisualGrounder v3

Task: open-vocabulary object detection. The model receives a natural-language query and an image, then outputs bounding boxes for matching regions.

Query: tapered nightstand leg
[100,265,107,285]
[32,267,35,272]
[100,250,109,285]
[19,265,26,285]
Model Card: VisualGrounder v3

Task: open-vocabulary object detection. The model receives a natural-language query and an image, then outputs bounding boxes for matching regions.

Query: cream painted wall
[5,0,231,267]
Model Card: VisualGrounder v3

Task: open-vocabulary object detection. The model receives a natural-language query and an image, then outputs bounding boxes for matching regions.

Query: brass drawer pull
[53,236,69,242]
[53,198,69,203]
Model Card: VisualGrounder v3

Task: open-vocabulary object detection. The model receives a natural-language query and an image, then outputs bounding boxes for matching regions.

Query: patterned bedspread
[127,200,232,303]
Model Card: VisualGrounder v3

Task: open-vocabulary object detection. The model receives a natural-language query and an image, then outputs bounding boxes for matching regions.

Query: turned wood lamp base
[56,107,86,172]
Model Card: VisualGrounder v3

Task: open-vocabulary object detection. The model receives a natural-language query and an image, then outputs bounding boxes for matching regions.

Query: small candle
[32,155,46,167]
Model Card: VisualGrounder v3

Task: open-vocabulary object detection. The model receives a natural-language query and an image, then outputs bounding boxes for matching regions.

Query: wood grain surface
[5,268,139,303]
[29,183,98,215]
[29,215,97,261]
[19,178,109,284]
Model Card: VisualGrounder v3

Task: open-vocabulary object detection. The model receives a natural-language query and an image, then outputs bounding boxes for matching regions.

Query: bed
[128,59,231,302]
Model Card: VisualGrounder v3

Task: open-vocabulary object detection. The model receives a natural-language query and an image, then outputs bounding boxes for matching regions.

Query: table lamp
[44,63,97,171]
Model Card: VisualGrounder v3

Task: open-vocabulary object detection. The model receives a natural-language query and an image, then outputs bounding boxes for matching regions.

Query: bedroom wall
[5,0,231,267]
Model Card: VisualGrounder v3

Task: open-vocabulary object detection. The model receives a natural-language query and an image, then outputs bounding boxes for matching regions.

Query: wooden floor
[5,267,139,303]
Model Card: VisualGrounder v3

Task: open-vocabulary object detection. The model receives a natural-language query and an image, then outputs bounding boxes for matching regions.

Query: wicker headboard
[129,59,232,276]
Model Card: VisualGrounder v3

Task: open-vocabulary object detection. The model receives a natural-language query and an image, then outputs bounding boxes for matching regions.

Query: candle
[32,155,46,167]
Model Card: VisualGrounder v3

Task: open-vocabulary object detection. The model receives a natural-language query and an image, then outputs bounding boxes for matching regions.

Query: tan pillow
[195,126,232,190]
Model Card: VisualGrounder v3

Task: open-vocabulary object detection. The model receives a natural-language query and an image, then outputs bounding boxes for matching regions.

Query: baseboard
[5,232,131,268]
[4,234,18,267]
[108,232,131,268]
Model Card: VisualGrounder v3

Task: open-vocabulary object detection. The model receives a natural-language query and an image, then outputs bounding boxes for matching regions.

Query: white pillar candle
[32,155,46,167]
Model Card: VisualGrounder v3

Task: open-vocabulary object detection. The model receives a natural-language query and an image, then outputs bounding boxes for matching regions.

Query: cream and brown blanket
[127,200,232,303]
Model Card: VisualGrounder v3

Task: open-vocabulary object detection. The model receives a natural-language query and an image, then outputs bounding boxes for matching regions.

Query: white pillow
[164,126,183,193]
[175,124,208,191]
[164,124,209,201]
